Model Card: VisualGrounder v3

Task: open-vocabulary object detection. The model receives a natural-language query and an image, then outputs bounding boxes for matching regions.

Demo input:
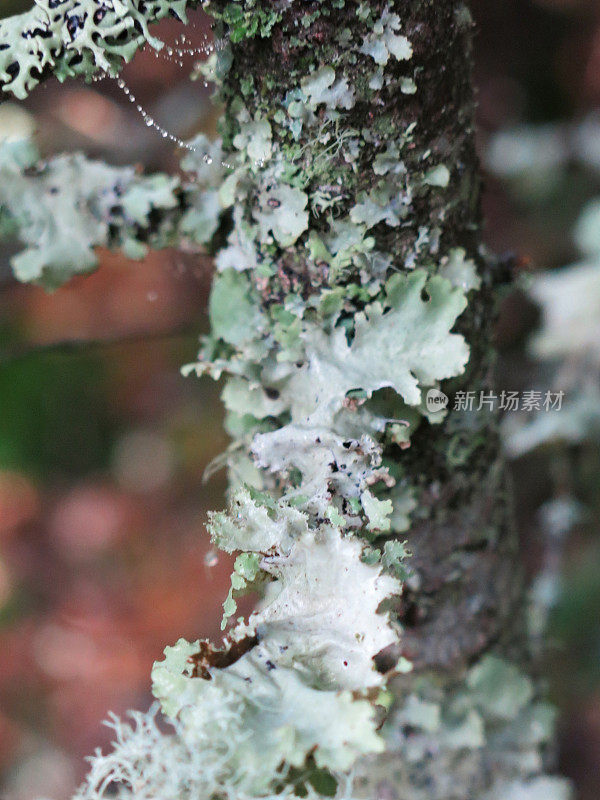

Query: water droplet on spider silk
[111,73,200,153]
[103,32,237,168]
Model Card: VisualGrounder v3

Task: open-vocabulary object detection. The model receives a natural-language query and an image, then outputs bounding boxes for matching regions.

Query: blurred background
[0,0,599,798]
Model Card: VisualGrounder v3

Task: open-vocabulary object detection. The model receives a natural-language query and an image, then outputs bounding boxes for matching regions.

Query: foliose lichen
[0,0,198,99]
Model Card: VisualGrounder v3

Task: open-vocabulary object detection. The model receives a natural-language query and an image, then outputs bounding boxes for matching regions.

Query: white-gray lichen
[0,0,197,99]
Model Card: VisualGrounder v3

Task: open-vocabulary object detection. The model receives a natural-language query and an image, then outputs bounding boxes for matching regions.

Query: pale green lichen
[232,103,273,164]
[250,526,401,689]
[372,656,571,800]
[361,489,393,533]
[276,271,468,419]
[208,269,265,347]
[0,137,181,288]
[438,247,482,293]
[529,258,600,365]
[423,164,451,188]
[153,644,385,778]
[221,551,262,626]
[350,180,410,228]
[359,7,413,66]
[209,488,309,554]
[300,67,356,112]
[144,519,402,795]
[503,199,600,455]
[0,0,195,100]
[256,184,310,247]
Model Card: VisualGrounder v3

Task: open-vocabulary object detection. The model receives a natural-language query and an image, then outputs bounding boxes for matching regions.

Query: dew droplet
[103,34,245,169]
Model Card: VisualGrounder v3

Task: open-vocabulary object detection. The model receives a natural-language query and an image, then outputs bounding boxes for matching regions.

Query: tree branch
[0,134,222,288]
[0,324,199,366]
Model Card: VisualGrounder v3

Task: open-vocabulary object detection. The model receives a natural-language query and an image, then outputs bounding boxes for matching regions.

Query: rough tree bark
[202,3,567,799]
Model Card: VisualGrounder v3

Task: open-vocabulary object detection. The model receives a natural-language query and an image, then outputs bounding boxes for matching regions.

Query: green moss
[210,0,283,42]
